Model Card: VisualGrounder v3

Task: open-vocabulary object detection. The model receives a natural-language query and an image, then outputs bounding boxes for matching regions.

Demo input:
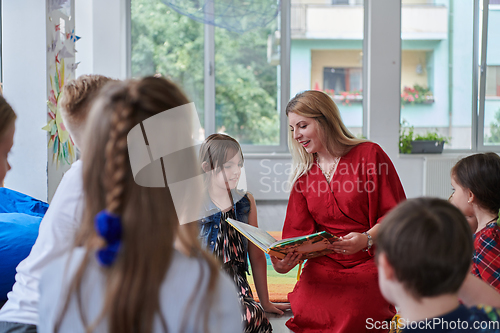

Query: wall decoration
[43,1,79,167]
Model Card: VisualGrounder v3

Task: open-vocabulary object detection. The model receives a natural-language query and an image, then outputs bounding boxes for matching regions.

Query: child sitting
[450,153,500,292]
[0,75,112,333]
[198,133,288,333]
[37,77,241,332]
[377,198,500,332]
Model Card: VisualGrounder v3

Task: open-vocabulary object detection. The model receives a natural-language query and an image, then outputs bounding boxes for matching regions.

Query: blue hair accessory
[94,210,122,267]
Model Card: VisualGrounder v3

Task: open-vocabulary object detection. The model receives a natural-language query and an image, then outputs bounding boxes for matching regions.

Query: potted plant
[399,121,449,154]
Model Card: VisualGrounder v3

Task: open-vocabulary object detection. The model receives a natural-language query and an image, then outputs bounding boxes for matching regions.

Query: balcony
[291,4,448,40]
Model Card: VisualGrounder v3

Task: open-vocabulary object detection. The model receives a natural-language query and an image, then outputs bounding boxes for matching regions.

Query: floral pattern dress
[214,210,272,333]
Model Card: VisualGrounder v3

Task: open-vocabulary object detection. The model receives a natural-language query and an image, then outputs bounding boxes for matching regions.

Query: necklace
[315,155,340,182]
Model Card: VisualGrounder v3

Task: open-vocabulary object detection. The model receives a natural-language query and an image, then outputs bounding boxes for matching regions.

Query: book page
[270,232,340,260]
[226,218,277,252]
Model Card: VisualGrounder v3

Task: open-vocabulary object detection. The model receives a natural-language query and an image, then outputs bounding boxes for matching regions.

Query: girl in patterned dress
[198,134,289,333]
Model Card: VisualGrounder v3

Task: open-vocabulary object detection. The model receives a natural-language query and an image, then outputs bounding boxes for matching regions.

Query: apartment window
[323,67,362,92]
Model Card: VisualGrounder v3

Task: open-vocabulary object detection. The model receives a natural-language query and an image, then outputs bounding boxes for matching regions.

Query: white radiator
[423,156,462,199]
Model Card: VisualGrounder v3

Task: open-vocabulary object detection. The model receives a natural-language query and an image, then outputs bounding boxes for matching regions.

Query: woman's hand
[270,251,301,274]
[261,301,291,315]
[329,232,368,255]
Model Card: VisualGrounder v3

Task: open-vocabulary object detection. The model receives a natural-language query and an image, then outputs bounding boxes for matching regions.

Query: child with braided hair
[37,77,242,333]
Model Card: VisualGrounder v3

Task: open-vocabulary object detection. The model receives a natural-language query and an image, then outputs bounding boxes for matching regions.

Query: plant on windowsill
[399,121,449,154]
[401,84,434,105]
[323,89,363,105]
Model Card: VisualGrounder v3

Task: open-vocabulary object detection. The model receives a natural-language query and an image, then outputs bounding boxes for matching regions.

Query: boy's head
[376,198,473,305]
[59,74,113,149]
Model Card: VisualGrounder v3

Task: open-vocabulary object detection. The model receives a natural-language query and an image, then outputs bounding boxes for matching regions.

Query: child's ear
[201,161,211,173]
[378,253,396,281]
[467,190,475,205]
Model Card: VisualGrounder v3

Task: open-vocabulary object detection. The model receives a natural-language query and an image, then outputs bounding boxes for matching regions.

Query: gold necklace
[315,156,340,182]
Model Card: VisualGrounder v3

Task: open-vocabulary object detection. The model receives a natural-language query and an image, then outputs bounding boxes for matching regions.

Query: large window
[400,0,500,152]
[131,0,282,150]
[400,0,474,150]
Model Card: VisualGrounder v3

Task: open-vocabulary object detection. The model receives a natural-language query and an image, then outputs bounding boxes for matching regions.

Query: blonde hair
[0,95,16,139]
[286,90,365,185]
[59,74,114,123]
[56,77,219,333]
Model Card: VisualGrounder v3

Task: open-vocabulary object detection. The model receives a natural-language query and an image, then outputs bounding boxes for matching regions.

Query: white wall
[2,0,48,201]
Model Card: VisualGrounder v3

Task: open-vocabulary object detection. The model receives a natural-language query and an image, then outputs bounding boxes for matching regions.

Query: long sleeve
[366,144,406,228]
[282,177,317,239]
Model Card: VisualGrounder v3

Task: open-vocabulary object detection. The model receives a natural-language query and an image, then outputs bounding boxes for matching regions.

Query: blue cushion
[0,213,42,301]
[0,189,48,301]
[0,188,48,217]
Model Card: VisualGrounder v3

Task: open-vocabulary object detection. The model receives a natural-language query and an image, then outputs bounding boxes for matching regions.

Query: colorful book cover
[226,218,340,260]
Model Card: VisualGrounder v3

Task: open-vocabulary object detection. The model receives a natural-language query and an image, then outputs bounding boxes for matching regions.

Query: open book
[226,218,340,260]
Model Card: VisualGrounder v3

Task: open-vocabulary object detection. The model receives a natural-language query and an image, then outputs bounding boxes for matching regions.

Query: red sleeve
[366,144,406,228]
[282,177,317,239]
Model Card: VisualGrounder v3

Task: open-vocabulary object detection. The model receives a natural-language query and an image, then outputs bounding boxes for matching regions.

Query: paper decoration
[48,0,70,16]
[42,58,76,166]
[45,3,80,167]
[66,29,81,43]
[67,61,80,73]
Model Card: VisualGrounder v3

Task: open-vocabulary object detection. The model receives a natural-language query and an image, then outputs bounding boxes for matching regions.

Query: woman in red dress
[271,90,406,332]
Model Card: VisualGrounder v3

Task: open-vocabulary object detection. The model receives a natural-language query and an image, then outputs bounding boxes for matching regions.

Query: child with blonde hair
[198,133,288,333]
[0,75,112,333]
[37,77,241,333]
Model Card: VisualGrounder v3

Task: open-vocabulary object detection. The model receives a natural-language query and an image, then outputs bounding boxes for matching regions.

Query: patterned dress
[214,210,272,333]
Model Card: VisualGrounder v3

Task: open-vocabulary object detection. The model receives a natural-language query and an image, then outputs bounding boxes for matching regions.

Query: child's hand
[270,252,301,274]
[262,301,291,315]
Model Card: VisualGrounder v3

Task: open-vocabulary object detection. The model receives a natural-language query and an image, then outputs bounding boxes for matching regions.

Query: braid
[104,87,136,215]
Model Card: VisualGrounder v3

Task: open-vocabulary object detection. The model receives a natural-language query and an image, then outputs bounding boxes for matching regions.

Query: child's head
[59,77,218,332]
[199,133,244,191]
[59,74,113,149]
[376,198,473,305]
[450,153,500,219]
[0,95,16,184]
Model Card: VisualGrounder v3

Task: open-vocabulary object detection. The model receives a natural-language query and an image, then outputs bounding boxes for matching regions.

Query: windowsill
[398,152,470,159]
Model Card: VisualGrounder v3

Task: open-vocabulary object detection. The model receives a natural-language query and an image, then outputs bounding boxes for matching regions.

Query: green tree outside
[487,108,500,145]
[131,0,279,145]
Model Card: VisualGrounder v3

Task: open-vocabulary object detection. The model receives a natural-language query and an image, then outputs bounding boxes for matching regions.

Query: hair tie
[94,210,122,266]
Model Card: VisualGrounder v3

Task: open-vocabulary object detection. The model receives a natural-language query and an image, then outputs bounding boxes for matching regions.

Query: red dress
[283,142,406,333]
